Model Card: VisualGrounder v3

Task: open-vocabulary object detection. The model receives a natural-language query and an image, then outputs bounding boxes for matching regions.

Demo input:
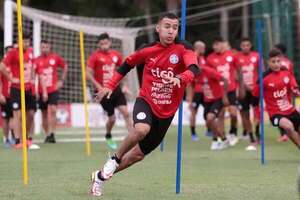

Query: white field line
[34,136,125,143]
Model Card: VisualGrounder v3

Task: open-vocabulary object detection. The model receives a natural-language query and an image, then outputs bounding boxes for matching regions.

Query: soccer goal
[4,0,141,135]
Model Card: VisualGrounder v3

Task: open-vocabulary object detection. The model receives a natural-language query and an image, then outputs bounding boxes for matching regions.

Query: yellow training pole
[79,31,91,156]
[17,0,29,185]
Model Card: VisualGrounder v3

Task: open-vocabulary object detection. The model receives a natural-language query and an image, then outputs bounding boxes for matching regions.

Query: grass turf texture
[0,125,299,200]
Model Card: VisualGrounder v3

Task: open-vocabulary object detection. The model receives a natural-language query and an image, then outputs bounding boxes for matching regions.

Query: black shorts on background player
[227,90,238,106]
[38,91,59,110]
[99,86,127,117]
[0,98,13,119]
[203,98,223,120]
[133,97,174,155]
[270,111,300,131]
[10,88,36,110]
[192,92,204,110]
[238,91,256,111]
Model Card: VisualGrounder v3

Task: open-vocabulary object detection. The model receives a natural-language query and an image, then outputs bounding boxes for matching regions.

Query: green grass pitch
[0,125,299,200]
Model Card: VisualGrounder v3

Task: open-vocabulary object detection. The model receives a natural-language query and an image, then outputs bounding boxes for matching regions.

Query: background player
[235,38,260,150]
[0,33,36,148]
[186,40,206,141]
[35,40,68,143]
[253,49,300,149]
[86,33,132,150]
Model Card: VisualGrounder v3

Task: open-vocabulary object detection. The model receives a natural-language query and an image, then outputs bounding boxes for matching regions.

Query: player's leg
[117,105,133,133]
[46,91,59,143]
[39,96,50,141]
[278,118,300,149]
[10,88,22,148]
[1,102,10,146]
[189,93,201,141]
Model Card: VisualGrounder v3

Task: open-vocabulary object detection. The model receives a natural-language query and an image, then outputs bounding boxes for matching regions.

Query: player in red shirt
[235,38,261,150]
[206,37,243,147]
[198,66,229,150]
[86,33,132,150]
[35,40,68,143]
[186,40,206,141]
[274,43,297,142]
[0,33,36,148]
[89,13,201,196]
[0,46,15,147]
[253,49,300,149]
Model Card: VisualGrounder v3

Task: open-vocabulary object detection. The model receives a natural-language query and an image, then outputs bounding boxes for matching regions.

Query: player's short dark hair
[274,43,287,54]
[240,38,251,43]
[212,36,224,43]
[98,33,110,41]
[23,32,31,40]
[158,12,179,22]
[269,48,282,58]
[41,39,49,44]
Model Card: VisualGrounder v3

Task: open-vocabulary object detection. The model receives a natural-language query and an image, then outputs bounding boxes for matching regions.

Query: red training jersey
[206,50,237,92]
[2,47,34,90]
[235,51,259,90]
[253,69,297,117]
[198,66,224,102]
[122,41,198,118]
[35,53,66,93]
[87,49,122,88]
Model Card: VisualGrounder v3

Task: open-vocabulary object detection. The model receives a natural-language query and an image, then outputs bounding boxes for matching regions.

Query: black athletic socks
[105,133,112,139]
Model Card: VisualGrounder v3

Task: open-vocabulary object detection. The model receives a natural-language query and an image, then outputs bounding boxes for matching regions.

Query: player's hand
[56,80,63,90]
[42,92,48,102]
[122,85,132,96]
[11,77,19,84]
[0,94,6,104]
[165,76,181,88]
[94,87,113,102]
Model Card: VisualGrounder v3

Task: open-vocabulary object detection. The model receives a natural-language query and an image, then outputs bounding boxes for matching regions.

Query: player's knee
[206,113,215,124]
[108,115,116,124]
[134,125,150,140]
[280,120,295,133]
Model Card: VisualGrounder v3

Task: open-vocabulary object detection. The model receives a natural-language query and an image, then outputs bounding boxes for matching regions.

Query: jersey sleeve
[125,48,148,67]
[202,66,222,81]
[183,48,198,68]
[116,51,123,67]
[2,50,14,67]
[87,53,97,70]
[56,54,66,68]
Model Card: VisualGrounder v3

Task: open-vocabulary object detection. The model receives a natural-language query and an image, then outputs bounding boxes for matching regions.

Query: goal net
[4,0,140,137]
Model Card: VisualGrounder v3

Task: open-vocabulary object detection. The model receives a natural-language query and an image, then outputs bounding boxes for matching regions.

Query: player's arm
[0,75,5,104]
[186,82,195,110]
[236,62,245,99]
[39,74,48,102]
[0,62,15,83]
[290,73,300,96]
[222,77,230,106]
[86,67,103,91]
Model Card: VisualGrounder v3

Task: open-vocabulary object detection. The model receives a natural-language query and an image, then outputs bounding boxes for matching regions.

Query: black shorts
[133,97,174,155]
[203,98,224,120]
[10,88,36,111]
[192,92,204,110]
[227,90,238,106]
[238,91,256,111]
[99,86,127,117]
[0,98,13,119]
[270,111,300,131]
[38,91,59,110]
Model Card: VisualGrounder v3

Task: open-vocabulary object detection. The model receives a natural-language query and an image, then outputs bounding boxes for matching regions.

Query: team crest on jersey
[112,56,118,63]
[169,54,179,64]
[49,58,56,65]
[226,56,233,62]
[283,76,290,84]
[250,57,257,63]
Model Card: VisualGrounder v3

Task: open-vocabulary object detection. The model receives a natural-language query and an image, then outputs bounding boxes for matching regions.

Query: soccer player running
[199,66,230,150]
[186,40,206,141]
[206,37,244,147]
[86,33,132,150]
[253,49,300,150]
[0,46,15,147]
[90,13,201,196]
[0,33,36,148]
[273,43,297,142]
[35,40,68,143]
[235,38,260,151]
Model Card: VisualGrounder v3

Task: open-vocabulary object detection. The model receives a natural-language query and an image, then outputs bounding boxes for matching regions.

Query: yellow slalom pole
[79,31,91,156]
[17,0,29,185]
